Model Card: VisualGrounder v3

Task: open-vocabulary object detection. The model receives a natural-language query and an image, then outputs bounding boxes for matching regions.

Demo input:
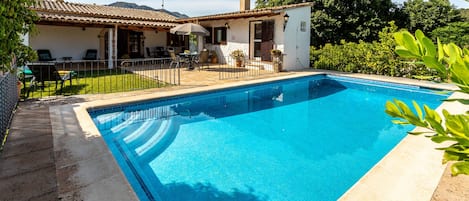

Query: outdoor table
[179,52,198,70]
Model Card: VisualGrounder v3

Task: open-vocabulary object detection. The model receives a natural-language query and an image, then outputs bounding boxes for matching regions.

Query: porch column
[108,28,113,69]
[114,25,118,65]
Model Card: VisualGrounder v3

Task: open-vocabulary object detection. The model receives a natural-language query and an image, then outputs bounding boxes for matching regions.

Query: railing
[0,72,19,147]
[217,56,276,80]
[21,58,180,99]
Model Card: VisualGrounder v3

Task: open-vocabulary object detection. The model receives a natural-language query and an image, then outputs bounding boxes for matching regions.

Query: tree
[310,0,399,46]
[431,22,469,49]
[0,0,38,73]
[385,30,469,176]
[255,0,303,8]
[402,0,461,33]
[459,8,469,21]
[256,0,402,47]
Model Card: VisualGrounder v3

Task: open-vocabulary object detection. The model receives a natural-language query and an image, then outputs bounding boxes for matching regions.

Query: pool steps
[135,119,172,156]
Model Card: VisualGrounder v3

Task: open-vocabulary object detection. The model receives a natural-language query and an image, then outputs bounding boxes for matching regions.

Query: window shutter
[204,27,212,44]
[261,20,274,41]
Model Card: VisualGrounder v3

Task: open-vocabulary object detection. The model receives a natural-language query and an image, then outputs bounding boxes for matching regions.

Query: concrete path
[0,105,57,201]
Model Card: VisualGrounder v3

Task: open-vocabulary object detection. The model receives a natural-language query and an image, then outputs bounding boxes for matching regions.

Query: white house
[180,1,312,70]
[27,0,312,71]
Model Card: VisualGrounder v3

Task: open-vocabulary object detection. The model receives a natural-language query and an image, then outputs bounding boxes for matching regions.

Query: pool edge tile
[50,104,139,201]
[339,91,469,201]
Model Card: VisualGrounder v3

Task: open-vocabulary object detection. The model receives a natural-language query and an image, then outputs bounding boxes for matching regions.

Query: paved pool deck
[1,69,468,200]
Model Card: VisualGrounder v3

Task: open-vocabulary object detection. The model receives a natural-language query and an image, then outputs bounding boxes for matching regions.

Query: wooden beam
[36,21,113,28]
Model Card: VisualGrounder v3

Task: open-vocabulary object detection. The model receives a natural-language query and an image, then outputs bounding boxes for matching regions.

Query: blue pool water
[89,75,448,201]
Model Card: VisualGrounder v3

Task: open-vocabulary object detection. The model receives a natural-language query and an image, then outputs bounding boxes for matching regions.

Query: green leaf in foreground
[451,161,469,176]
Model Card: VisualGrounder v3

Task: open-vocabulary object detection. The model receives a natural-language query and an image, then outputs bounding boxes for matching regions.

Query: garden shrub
[431,22,469,49]
[311,22,439,79]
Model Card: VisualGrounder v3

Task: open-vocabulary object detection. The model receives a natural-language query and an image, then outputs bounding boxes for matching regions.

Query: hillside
[107,2,189,18]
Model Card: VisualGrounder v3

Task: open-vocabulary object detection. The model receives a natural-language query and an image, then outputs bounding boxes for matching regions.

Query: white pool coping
[52,71,466,200]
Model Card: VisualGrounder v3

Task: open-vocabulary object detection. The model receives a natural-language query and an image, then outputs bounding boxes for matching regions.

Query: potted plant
[120,54,130,66]
[210,50,218,64]
[271,49,283,72]
[230,50,245,67]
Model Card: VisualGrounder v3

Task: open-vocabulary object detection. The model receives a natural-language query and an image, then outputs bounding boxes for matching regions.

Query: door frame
[249,20,263,60]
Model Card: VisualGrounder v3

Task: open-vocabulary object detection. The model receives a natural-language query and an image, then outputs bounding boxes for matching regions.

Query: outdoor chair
[26,63,74,96]
[146,47,154,58]
[154,46,169,58]
[197,50,210,70]
[82,49,97,60]
[169,50,184,68]
[37,49,56,61]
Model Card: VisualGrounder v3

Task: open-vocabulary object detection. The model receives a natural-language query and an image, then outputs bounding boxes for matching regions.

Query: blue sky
[66,0,469,17]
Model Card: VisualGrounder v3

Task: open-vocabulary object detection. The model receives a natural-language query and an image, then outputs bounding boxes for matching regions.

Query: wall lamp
[225,22,230,29]
[283,13,289,31]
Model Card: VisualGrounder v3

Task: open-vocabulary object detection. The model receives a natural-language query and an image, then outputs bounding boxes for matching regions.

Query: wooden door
[260,20,274,61]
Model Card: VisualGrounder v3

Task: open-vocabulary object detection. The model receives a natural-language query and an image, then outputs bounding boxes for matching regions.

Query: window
[213,27,227,45]
[300,21,307,32]
[254,23,262,40]
[167,33,188,48]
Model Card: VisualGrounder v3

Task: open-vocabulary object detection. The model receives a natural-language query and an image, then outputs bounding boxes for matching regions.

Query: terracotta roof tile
[36,12,178,28]
[178,2,313,22]
[32,0,179,27]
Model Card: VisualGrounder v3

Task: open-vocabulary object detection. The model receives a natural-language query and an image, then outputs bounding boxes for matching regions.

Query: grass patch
[22,69,171,98]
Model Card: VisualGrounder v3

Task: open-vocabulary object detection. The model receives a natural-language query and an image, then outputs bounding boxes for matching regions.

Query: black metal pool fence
[20,58,180,99]
[0,71,19,147]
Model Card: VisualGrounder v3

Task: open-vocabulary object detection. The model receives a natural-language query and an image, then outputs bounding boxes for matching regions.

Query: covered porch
[28,0,184,66]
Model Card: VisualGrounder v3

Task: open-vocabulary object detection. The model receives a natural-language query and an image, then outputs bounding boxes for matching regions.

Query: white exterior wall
[200,5,310,70]
[201,20,250,64]
[30,25,102,60]
[282,6,311,70]
[143,30,167,57]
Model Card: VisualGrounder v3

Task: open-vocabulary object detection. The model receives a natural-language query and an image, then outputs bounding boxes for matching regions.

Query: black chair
[37,49,56,61]
[146,47,153,58]
[82,49,97,60]
[26,63,73,96]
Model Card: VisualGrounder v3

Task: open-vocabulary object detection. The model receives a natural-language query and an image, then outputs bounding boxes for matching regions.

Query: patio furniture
[170,23,209,36]
[82,49,97,60]
[155,46,169,58]
[37,49,56,61]
[179,51,198,70]
[26,63,74,96]
[169,50,183,69]
[146,47,154,58]
[197,50,210,70]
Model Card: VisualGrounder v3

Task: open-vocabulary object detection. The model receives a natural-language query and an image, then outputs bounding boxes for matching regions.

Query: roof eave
[177,2,313,22]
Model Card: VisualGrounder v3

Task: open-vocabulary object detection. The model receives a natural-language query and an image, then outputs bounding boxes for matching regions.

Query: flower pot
[273,62,282,73]
[236,60,243,67]
[272,55,282,72]
[211,56,218,64]
[17,80,22,98]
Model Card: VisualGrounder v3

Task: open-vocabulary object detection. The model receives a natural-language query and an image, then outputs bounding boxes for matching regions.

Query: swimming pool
[89,74,448,201]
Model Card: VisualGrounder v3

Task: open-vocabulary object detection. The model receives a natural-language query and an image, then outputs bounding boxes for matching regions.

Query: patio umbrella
[170,23,209,36]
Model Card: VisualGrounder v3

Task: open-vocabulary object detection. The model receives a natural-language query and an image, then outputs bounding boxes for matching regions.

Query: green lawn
[22,69,172,98]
